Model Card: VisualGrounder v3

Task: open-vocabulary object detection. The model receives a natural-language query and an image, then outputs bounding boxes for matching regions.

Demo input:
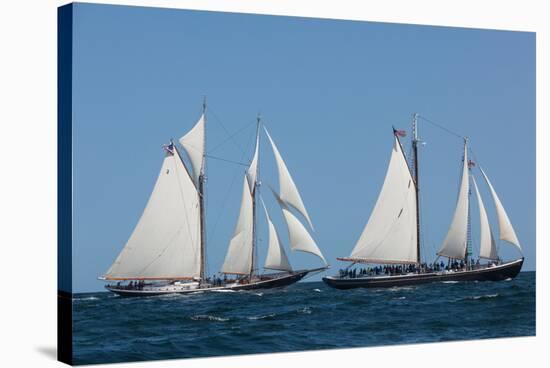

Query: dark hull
[106,268,322,297]
[322,258,524,290]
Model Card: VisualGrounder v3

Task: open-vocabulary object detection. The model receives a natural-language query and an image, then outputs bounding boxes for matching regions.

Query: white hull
[104,268,324,297]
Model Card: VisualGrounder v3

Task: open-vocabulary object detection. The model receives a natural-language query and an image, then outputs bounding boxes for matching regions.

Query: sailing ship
[323,114,524,289]
[101,100,328,296]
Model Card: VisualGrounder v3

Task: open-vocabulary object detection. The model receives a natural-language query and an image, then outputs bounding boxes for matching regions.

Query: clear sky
[71,3,535,292]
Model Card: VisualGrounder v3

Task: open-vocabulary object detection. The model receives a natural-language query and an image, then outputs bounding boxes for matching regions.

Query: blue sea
[72,272,535,365]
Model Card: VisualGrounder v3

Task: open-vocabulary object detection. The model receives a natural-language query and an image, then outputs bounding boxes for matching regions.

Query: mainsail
[105,146,202,279]
[221,176,254,275]
[264,127,314,230]
[437,142,470,260]
[260,198,292,271]
[479,167,522,253]
[348,135,418,264]
[471,176,498,260]
[179,113,205,185]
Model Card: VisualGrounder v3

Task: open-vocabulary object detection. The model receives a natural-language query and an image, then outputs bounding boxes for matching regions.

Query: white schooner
[101,100,328,296]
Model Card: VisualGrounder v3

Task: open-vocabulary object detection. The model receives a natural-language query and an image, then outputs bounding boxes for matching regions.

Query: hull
[105,268,319,297]
[322,258,523,290]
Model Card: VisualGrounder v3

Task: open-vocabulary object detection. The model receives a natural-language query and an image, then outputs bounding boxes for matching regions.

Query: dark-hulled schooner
[323,114,524,289]
[100,100,328,296]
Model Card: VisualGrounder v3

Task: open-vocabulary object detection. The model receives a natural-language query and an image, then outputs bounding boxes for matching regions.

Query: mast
[465,140,472,266]
[412,113,421,264]
[250,114,261,280]
[199,96,207,282]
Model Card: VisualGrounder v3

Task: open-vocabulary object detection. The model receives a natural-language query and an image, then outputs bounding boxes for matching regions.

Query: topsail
[179,113,205,185]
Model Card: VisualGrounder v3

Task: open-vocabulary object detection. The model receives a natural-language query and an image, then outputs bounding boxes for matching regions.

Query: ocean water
[72,271,535,365]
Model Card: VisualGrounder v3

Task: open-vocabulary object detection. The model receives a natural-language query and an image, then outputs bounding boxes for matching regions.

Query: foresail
[179,113,205,185]
[105,149,201,279]
[264,127,314,230]
[437,143,469,260]
[349,136,418,264]
[260,198,292,271]
[472,176,498,260]
[221,176,254,275]
[282,207,326,264]
[479,167,522,252]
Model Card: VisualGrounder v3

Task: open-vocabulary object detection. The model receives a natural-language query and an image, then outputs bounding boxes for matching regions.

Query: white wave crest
[247,313,276,320]
[190,314,229,322]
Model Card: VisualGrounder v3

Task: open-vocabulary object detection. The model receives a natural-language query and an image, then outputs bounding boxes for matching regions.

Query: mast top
[412,113,419,142]
[202,95,207,113]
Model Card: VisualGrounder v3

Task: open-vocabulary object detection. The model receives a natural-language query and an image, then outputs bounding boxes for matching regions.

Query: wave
[469,293,499,300]
[389,286,415,291]
[297,307,312,314]
[247,313,276,320]
[190,314,230,322]
[441,281,459,284]
[313,289,321,292]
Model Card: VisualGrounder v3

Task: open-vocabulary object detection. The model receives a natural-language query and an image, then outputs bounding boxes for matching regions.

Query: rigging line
[208,125,256,249]
[208,107,255,155]
[418,115,465,140]
[205,154,250,167]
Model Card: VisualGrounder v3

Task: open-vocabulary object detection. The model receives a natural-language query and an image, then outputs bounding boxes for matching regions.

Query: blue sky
[71,3,535,292]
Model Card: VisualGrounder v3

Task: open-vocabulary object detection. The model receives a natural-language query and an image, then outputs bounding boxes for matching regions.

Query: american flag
[162,142,175,155]
[394,129,407,137]
[468,159,476,168]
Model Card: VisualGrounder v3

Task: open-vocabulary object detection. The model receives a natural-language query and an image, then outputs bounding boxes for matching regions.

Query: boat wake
[74,296,99,302]
[211,289,236,293]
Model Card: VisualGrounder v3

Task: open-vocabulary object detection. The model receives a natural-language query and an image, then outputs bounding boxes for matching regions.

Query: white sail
[281,207,326,264]
[246,128,259,192]
[260,198,292,271]
[479,167,522,252]
[349,136,418,264]
[471,176,498,260]
[264,127,314,230]
[105,148,201,279]
[221,176,254,275]
[179,113,205,185]
[437,143,469,260]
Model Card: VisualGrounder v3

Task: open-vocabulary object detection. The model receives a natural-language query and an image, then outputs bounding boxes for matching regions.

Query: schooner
[323,114,524,289]
[101,100,328,296]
